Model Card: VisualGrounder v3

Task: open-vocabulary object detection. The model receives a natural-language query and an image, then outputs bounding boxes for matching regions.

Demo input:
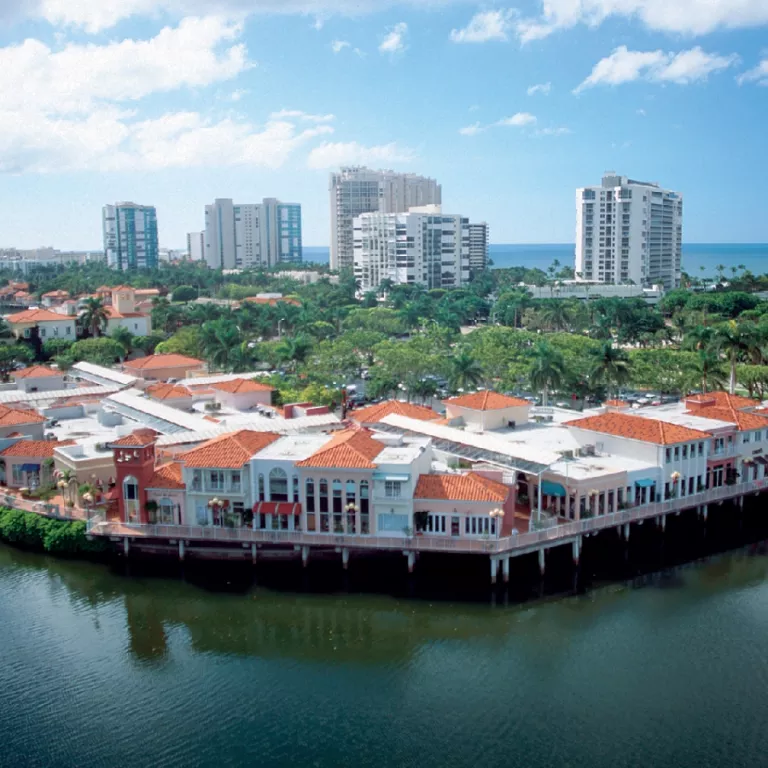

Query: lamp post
[346,502,358,535]
[489,507,505,538]
[208,497,223,526]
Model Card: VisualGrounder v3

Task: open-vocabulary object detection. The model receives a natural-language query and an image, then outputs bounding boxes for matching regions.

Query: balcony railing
[86,479,768,557]
[190,481,243,494]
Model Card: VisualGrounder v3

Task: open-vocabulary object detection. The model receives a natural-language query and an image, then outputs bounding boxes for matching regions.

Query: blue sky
[1,0,767,249]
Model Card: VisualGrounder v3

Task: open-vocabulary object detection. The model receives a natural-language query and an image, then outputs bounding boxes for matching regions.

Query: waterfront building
[575,172,683,289]
[204,198,302,270]
[353,207,469,292]
[468,222,490,273]
[330,167,441,271]
[103,202,159,271]
[187,231,204,261]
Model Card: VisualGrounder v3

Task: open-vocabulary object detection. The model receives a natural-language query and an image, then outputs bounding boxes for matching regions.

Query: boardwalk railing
[0,493,66,520]
[87,479,767,557]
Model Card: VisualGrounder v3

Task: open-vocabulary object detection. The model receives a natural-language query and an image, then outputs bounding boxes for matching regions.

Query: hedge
[0,507,109,555]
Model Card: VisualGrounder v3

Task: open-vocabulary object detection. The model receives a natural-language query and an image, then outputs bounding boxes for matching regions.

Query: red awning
[252,501,302,516]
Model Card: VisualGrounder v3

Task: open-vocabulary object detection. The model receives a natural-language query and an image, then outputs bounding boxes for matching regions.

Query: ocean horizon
[302,243,768,278]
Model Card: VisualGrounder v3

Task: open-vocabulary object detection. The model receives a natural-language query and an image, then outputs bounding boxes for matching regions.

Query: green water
[2,542,768,768]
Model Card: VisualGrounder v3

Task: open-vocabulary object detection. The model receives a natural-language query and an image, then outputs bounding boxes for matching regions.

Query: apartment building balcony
[189,481,244,495]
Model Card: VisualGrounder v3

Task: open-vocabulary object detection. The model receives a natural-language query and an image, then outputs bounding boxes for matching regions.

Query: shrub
[0,507,108,555]
[172,285,199,302]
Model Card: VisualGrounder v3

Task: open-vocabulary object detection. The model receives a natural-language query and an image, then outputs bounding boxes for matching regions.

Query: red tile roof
[0,439,75,457]
[179,430,280,468]
[688,406,768,432]
[146,462,185,490]
[7,308,70,323]
[295,428,384,469]
[687,391,759,411]
[124,353,204,371]
[242,296,301,306]
[566,412,711,445]
[443,391,530,411]
[145,382,194,400]
[350,400,441,424]
[0,405,45,426]
[110,429,158,447]
[42,290,69,298]
[105,306,147,319]
[12,365,61,379]
[414,472,509,503]
[211,378,274,394]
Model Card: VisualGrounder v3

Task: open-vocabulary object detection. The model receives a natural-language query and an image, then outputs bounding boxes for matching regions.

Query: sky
[1,0,767,250]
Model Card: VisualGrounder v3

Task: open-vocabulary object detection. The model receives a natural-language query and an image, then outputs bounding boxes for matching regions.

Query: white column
[341,547,350,570]
[538,548,546,575]
[490,557,499,584]
[502,556,510,583]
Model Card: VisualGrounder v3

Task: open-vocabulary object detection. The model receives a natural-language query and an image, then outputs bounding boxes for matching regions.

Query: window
[743,432,751,444]
[682,445,688,459]
[258,474,265,501]
[674,447,680,461]
[12,464,23,485]
[360,480,370,534]
[209,470,224,491]
[698,442,704,456]
[66,326,71,335]
[306,478,315,512]
[319,479,329,532]
[40,328,46,337]
[123,476,138,500]
[665,448,671,464]
[269,467,288,501]
[231,471,241,491]
[292,475,299,502]
[192,470,202,490]
[385,480,402,498]
[332,480,343,532]
[346,480,356,534]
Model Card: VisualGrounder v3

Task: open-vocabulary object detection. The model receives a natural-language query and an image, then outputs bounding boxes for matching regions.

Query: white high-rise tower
[575,172,683,289]
[329,167,441,271]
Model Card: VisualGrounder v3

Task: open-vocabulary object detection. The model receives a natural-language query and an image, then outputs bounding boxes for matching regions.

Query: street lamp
[489,507,505,538]
[208,497,223,526]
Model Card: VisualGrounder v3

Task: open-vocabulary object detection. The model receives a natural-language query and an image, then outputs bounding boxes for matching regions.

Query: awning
[541,480,566,497]
[635,478,656,488]
[753,456,768,466]
[253,501,302,516]
[373,474,411,482]
[20,463,40,472]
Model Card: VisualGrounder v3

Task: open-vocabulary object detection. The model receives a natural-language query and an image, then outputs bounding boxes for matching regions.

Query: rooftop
[12,365,61,379]
[7,308,70,323]
[71,361,138,387]
[179,430,281,469]
[443,391,531,411]
[146,382,194,401]
[349,400,440,424]
[686,391,759,411]
[0,439,75,458]
[123,354,204,371]
[0,404,46,426]
[253,434,334,461]
[296,428,385,469]
[414,472,509,503]
[211,378,274,394]
[566,412,712,445]
[146,462,185,490]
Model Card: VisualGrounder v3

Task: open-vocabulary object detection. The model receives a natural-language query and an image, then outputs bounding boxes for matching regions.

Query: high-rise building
[203,198,302,270]
[330,167,441,271]
[103,202,159,271]
[575,172,683,289]
[353,205,469,293]
[187,231,205,261]
[468,222,490,273]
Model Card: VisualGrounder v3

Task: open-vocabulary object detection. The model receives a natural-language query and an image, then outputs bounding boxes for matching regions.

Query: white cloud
[574,46,738,92]
[527,82,551,96]
[515,0,768,43]
[496,112,537,127]
[307,140,415,169]
[379,22,408,54]
[536,126,571,136]
[331,40,350,53]
[270,109,335,122]
[0,16,250,114]
[229,88,249,101]
[737,58,768,85]
[450,10,514,43]
[459,122,483,136]
[636,107,647,115]
[469,104,480,112]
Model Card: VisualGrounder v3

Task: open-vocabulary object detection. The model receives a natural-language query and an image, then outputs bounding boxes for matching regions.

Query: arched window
[332,480,343,533]
[269,467,288,501]
[359,480,370,534]
[123,476,138,500]
[345,480,356,534]
[319,479,329,532]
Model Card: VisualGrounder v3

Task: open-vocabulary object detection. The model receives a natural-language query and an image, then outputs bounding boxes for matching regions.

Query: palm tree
[588,343,630,400]
[715,321,755,395]
[589,314,613,341]
[110,327,134,362]
[528,341,566,407]
[276,334,312,373]
[81,297,109,337]
[448,351,484,392]
[538,302,572,332]
[200,319,244,371]
[690,349,727,394]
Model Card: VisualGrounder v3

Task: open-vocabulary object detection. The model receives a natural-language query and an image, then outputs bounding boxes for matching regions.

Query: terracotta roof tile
[110,429,158,447]
[124,353,204,371]
[42,290,69,298]
[443,390,531,411]
[211,378,274,394]
[295,428,384,469]
[688,405,768,432]
[0,405,45,426]
[242,296,301,306]
[7,308,70,323]
[350,400,441,424]
[566,412,711,445]
[0,439,75,457]
[145,382,194,400]
[179,430,280,469]
[686,391,759,411]
[105,306,147,319]
[12,365,61,379]
[414,472,509,503]
[146,462,185,490]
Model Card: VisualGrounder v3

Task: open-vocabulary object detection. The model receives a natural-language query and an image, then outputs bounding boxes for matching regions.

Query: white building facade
[187,232,204,261]
[468,222,489,273]
[575,172,683,289]
[103,202,159,271]
[330,167,441,271]
[353,208,470,292]
[204,197,302,270]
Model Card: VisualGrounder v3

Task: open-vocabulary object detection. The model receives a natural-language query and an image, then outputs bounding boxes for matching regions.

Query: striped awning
[252,501,301,516]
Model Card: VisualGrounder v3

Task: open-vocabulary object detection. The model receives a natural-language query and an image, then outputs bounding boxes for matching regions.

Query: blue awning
[634,478,656,488]
[541,480,566,497]
[20,463,40,472]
